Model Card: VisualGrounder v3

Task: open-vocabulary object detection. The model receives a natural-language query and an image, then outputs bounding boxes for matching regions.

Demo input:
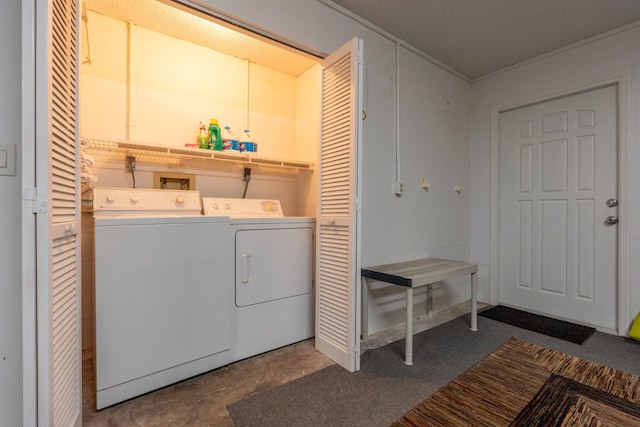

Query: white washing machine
[93,188,230,409]
[202,197,315,361]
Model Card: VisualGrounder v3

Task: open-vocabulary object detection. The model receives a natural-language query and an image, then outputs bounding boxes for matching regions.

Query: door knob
[606,199,618,208]
[605,216,618,225]
[65,223,78,236]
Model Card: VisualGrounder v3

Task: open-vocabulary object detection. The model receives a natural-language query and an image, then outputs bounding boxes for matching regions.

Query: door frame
[22,0,38,424]
[489,69,631,335]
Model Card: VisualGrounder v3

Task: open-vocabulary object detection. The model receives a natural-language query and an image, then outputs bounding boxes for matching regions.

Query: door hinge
[355,197,361,212]
[23,187,48,213]
[352,344,360,358]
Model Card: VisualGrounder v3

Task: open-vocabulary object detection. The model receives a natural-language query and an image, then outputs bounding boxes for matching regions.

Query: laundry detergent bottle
[240,129,256,152]
[197,121,208,149]
[222,126,239,152]
[208,118,222,151]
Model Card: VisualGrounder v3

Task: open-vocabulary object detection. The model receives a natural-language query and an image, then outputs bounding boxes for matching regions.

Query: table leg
[471,271,478,332]
[361,276,369,342]
[405,287,414,365]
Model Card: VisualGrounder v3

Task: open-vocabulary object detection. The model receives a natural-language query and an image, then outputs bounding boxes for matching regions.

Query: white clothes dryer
[202,198,315,361]
[93,188,230,409]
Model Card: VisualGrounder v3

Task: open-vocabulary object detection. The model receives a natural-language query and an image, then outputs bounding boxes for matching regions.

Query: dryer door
[235,227,313,307]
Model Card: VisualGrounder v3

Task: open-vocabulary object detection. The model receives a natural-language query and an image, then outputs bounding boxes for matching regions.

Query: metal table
[361,257,478,365]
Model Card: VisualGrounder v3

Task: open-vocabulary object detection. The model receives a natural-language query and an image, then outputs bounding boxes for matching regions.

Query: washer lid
[202,197,284,218]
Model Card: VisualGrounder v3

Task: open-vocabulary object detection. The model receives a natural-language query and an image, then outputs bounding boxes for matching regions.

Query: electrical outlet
[126,156,136,172]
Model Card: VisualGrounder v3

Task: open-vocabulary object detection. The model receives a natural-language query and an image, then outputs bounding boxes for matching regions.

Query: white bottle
[222,126,239,152]
[240,129,256,153]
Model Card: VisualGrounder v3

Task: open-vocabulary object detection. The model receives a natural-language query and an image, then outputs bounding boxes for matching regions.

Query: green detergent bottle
[208,118,222,151]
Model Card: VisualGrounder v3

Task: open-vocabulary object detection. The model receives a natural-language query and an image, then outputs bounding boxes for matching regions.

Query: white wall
[295,64,322,217]
[470,23,640,331]
[81,10,300,158]
[361,31,473,332]
[0,1,23,426]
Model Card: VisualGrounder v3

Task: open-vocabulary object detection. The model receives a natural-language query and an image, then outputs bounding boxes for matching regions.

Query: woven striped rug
[391,337,640,426]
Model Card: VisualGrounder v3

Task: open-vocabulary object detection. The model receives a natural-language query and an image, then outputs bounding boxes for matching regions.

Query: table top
[361,257,478,288]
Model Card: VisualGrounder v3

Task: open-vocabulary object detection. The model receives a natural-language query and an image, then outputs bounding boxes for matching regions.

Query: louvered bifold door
[316,38,363,372]
[35,0,82,425]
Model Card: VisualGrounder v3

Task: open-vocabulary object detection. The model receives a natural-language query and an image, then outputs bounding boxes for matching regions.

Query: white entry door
[498,85,618,330]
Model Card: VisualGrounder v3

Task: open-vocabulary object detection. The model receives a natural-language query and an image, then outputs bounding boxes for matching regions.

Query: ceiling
[330,0,640,80]
[85,0,640,81]
[83,0,319,76]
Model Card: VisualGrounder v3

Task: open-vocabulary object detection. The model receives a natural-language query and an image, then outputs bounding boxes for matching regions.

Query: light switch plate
[0,144,17,176]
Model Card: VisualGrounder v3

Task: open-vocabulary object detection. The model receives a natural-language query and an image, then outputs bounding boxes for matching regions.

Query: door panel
[235,227,313,307]
[316,38,363,372]
[29,0,82,424]
[498,85,618,329]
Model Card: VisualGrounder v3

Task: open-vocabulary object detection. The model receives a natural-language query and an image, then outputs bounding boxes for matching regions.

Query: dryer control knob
[175,196,185,204]
[130,196,139,203]
[106,195,116,203]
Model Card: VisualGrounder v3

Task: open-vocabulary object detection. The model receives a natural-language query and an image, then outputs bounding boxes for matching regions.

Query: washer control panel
[93,187,202,216]
[202,198,284,218]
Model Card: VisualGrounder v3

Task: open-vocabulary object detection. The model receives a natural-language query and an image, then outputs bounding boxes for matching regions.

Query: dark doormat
[479,305,595,344]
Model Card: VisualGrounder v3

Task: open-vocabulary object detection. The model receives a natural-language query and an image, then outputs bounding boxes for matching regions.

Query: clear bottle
[208,118,222,151]
[222,126,239,152]
[197,121,208,149]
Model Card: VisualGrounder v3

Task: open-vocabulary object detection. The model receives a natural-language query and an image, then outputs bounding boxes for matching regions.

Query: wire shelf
[85,139,314,171]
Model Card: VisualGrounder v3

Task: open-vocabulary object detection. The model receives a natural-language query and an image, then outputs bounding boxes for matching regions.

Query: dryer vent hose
[242,168,251,198]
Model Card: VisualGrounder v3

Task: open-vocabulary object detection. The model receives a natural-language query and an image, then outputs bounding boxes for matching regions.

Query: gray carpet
[227,315,640,427]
